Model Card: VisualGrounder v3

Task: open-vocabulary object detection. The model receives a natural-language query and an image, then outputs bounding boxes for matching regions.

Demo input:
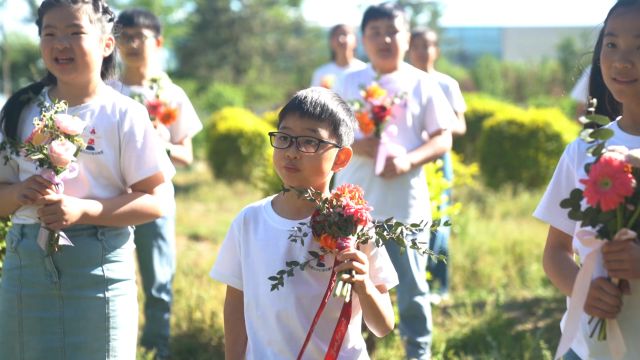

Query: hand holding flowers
[3,98,86,253]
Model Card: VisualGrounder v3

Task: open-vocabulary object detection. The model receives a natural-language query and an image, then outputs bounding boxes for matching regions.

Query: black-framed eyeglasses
[115,32,153,45]
[268,131,342,154]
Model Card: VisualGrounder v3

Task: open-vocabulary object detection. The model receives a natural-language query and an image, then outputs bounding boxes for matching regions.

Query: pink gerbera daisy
[580,154,635,211]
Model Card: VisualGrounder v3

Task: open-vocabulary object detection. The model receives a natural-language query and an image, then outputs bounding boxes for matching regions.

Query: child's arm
[379,128,452,179]
[451,111,467,137]
[0,176,55,216]
[224,285,247,360]
[543,226,623,319]
[165,136,194,166]
[335,250,394,337]
[34,172,171,230]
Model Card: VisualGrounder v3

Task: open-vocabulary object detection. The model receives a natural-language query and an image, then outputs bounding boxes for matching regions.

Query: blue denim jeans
[385,231,432,360]
[134,214,176,358]
[563,348,582,360]
[0,223,138,360]
[428,225,450,294]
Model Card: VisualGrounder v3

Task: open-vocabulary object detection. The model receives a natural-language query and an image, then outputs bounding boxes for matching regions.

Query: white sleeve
[210,215,244,290]
[445,79,467,114]
[422,79,456,135]
[119,103,176,187]
[570,66,591,104]
[533,142,579,236]
[361,241,399,289]
[168,85,203,143]
[311,67,322,87]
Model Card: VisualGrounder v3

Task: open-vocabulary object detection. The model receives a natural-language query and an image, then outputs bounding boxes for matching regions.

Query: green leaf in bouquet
[579,128,594,142]
[584,114,611,127]
[568,209,584,221]
[560,198,576,209]
[587,142,606,157]
[588,128,614,141]
[308,251,320,258]
[268,276,279,281]
[285,261,300,267]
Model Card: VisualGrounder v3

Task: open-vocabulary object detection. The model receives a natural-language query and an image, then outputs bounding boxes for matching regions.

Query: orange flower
[355,111,375,136]
[25,125,50,146]
[159,106,179,126]
[320,75,335,89]
[362,83,387,102]
[317,233,337,251]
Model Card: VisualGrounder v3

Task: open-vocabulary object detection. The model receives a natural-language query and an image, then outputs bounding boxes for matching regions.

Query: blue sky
[302,0,618,28]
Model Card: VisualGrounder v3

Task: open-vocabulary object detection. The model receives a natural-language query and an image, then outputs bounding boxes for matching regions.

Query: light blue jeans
[385,230,432,360]
[134,214,176,358]
[0,223,138,360]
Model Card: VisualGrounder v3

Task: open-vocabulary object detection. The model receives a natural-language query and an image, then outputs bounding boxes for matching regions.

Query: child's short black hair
[361,2,408,34]
[278,87,355,147]
[115,8,162,36]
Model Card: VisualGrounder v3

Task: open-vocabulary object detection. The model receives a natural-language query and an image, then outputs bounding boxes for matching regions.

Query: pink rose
[54,114,86,136]
[48,138,77,168]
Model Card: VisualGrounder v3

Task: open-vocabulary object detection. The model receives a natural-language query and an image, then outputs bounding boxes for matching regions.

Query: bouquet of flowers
[555,98,631,359]
[130,76,179,128]
[269,184,444,360]
[350,81,406,175]
[319,75,336,89]
[11,99,86,253]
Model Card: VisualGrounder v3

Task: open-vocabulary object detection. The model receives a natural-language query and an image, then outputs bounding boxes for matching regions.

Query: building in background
[440,26,600,66]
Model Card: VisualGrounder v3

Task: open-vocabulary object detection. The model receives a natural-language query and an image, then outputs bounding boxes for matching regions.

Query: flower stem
[626,201,640,228]
[617,205,623,231]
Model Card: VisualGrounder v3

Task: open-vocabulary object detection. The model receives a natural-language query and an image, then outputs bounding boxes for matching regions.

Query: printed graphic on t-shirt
[82,127,104,155]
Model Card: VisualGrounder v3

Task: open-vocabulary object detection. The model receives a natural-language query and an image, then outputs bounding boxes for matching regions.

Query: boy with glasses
[334,3,455,359]
[211,87,398,359]
[110,8,203,359]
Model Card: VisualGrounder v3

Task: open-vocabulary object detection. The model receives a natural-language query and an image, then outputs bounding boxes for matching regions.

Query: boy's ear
[332,146,353,173]
[155,35,164,48]
[103,34,116,58]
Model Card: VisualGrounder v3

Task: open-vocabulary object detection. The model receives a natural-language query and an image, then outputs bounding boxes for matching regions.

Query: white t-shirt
[570,66,591,105]
[534,119,640,359]
[109,74,203,144]
[310,60,367,90]
[430,70,467,114]
[333,63,455,223]
[210,196,398,360]
[0,86,175,224]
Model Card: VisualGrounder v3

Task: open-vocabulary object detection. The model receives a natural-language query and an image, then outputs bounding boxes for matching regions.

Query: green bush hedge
[0,217,10,277]
[478,107,579,189]
[205,107,276,187]
[455,93,521,162]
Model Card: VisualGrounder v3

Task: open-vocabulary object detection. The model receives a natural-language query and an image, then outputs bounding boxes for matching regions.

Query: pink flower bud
[48,138,77,168]
[54,114,86,136]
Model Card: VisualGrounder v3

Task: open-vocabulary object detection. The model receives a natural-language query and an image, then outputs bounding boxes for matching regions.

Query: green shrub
[0,217,10,277]
[478,107,579,189]
[205,107,274,183]
[455,93,521,162]
[425,152,480,221]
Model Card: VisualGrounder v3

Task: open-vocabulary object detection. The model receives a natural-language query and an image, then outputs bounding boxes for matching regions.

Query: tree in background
[174,0,325,111]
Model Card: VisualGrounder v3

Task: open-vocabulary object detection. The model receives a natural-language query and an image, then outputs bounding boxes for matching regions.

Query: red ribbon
[297,257,352,360]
